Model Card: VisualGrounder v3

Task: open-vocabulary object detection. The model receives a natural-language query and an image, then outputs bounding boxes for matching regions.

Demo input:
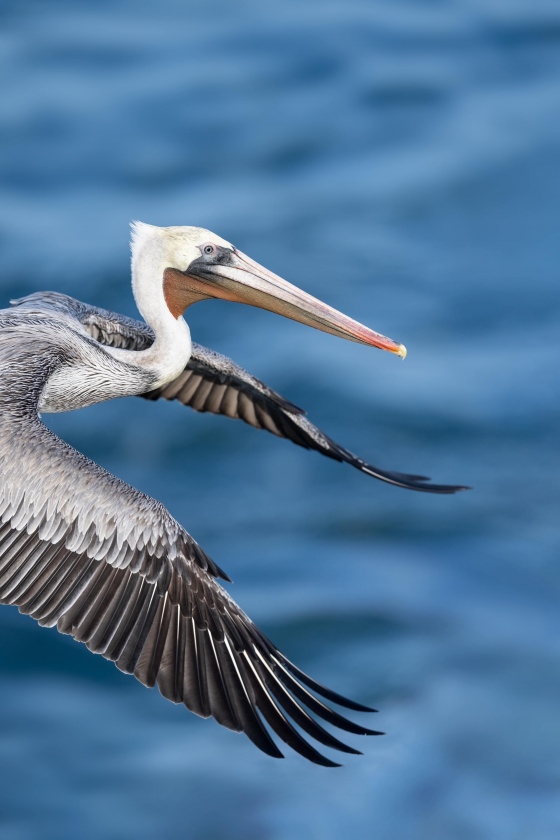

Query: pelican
[0,223,464,766]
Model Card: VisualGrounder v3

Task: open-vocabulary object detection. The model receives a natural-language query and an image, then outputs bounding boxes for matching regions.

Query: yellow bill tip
[397,343,407,360]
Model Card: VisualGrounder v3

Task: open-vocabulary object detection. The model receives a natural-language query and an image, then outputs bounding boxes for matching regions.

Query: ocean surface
[1,1,559,838]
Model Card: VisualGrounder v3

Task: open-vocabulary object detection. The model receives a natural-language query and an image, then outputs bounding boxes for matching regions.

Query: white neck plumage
[107,223,192,389]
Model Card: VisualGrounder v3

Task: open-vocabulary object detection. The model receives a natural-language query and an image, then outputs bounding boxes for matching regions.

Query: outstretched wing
[12,292,466,493]
[142,344,466,493]
[0,314,378,765]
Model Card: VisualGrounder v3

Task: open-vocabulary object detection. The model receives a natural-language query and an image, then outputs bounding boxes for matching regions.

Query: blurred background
[1,0,559,838]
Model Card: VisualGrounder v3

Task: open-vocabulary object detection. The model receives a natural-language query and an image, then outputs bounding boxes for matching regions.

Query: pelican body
[0,223,464,766]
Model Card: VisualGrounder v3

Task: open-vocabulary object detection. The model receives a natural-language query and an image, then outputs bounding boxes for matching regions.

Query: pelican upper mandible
[0,222,466,766]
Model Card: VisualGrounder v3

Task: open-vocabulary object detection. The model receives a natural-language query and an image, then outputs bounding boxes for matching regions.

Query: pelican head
[131,221,407,358]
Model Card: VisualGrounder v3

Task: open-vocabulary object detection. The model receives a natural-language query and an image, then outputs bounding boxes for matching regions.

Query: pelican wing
[0,315,378,765]
[11,292,466,493]
[142,344,467,493]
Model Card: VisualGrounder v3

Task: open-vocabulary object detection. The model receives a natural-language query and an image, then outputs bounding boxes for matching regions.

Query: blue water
[1,1,560,837]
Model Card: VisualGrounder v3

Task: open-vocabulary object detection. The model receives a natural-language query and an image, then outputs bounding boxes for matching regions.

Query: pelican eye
[192,243,233,270]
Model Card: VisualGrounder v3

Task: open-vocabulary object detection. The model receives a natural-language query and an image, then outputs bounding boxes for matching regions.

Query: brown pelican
[0,223,464,766]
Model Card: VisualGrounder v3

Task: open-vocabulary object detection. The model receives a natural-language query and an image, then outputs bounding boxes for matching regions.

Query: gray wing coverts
[0,304,379,765]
